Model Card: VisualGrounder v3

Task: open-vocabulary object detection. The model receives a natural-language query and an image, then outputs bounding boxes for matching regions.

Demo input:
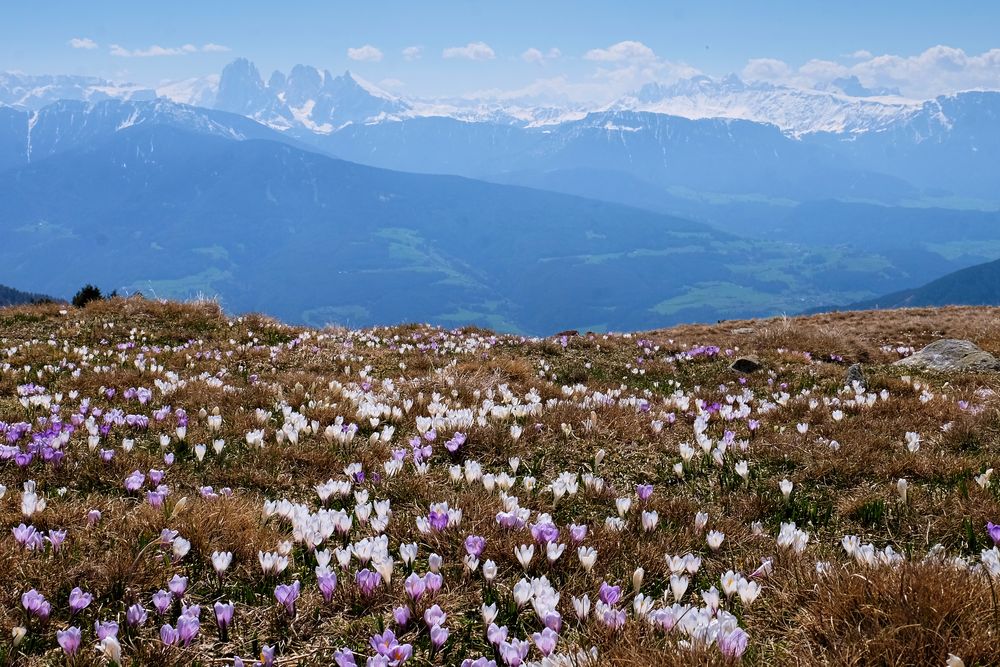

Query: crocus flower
[423,604,447,628]
[531,627,558,656]
[430,624,449,649]
[127,604,148,627]
[318,570,337,603]
[21,589,51,619]
[370,628,399,656]
[95,620,118,641]
[214,601,234,640]
[355,569,382,596]
[988,522,1000,546]
[152,590,172,615]
[598,582,621,606]
[334,649,358,667]
[68,587,92,614]
[57,626,82,656]
[404,572,426,601]
[168,574,187,598]
[212,550,233,575]
[177,614,199,646]
[718,627,749,658]
[464,534,486,558]
[47,529,67,551]
[274,581,301,617]
[160,624,179,646]
[424,571,443,594]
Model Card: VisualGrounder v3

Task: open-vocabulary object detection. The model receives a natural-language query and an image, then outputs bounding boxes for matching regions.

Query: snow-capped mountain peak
[0,72,156,110]
[611,74,923,135]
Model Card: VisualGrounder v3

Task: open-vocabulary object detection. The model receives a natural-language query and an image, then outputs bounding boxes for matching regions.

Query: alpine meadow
[2,3,1000,666]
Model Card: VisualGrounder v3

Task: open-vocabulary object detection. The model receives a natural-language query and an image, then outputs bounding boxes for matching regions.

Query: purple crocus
[127,603,148,628]
[274,580,301,617]
[988,521,1000,546]
[94,620,118,641]
[428,510,449,532]
[57,626,82,656]
[318,570,337,603]
[530,521,559,544]
[393,605,411,627]
[68,587,92,614]
[21,589,51,619]
[333,649,358,667]
[124,470,145,492]
[168,574,187,598]
[160,623,179,646]
[370,628,399,656]
[444,432,466,454]
[718,627,749,658]
[355,569,382,596]
[152,589,172,615]
[464,535,486,558]
[598,582,621,606]
[214,601,234,641]
[531,627,558,656]
[47,529,67,552]
[430,624,449,650]
[176,614,199,647]
[423,604,447,628]
[404,572,426,601]
[636,484,654,501]
[424,571,443,595]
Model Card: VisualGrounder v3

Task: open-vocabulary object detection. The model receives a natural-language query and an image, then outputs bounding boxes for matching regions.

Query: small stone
[730,356,762,373]
[845,363,866,389]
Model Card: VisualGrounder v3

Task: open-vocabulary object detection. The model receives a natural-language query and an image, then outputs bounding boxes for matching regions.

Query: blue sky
[3,1,999,100]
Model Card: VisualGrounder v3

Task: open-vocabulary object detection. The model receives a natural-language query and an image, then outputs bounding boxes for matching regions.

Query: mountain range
[839,256,1000,311]
[1,60,1000,332]
[0,283,51,307]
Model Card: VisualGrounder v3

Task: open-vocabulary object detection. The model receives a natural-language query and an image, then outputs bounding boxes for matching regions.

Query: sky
[2,1,999,102]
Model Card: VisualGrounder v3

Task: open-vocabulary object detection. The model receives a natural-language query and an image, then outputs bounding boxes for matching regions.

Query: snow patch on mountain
[156,75,219,108]
[609,75,923,136]
[0,72,156,110]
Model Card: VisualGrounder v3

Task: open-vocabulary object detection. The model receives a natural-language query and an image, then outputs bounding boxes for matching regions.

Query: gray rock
[730,356,762,373]
[894,339,1000,373]
[845,363,866,389]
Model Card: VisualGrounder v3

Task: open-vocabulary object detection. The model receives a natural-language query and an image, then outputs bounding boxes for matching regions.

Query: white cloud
[741,58,792,82]
[402,46,423,61]
[850,49,873,60]
[584,40,656,63]
[379,78,404,89]
[109,43,229,58]
[347,44,383,62]
[741,45,1000,98]
[522,47,561,64]
[442,41,496,61]
[69,37,98,50]
[522,48,544,64]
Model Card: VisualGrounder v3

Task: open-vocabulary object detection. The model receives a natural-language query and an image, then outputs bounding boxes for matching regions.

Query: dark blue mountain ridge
[815,256,1000,313]
[0,98,307,172]
[0,120,932,333]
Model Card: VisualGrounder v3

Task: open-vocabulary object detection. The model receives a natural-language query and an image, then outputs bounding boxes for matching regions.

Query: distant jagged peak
[610,72,925,135]
[0,70,156,110]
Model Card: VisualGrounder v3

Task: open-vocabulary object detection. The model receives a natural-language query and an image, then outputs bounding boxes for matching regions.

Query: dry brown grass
[2,299,1000,665]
